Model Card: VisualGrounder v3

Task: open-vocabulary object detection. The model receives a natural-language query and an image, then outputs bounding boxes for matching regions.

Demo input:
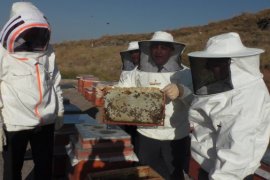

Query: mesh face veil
[138,31,185,73]
[139,41,184,72]
[189,57,233,95]
[120,49,140,71]
[13,27,50,52]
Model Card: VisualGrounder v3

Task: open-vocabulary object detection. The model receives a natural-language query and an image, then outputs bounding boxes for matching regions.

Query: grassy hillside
[53,9,270,81]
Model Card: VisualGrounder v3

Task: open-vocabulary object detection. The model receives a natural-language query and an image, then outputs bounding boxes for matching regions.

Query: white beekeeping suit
[0,2,64,179]
[120,41,140,71]
[188,32,270,180]
[118,31,193,179]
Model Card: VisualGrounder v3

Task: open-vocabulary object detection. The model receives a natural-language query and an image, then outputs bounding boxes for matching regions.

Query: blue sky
[1,0,270,43]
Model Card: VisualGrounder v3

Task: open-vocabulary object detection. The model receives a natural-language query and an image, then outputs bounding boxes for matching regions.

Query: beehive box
[76,124,131,149]
[70,135,134,160]
[87,166,164,180]
[103,87,165,126]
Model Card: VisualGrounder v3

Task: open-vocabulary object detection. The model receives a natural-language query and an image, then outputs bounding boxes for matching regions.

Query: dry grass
[54,9,270,81]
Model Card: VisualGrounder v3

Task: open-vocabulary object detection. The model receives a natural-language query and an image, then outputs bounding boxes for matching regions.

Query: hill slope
[53,9,270,81]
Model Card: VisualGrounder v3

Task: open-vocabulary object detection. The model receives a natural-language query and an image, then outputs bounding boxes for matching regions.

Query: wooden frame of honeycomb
[103,87,165,126]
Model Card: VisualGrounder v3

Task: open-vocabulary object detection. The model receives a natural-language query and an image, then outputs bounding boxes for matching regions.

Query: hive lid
[76,124,131,142]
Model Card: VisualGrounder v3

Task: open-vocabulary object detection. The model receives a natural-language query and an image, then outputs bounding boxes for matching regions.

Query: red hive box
[67,123,138,180]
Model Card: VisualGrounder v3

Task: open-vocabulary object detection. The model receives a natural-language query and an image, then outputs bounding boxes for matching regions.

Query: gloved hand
[0,125,6,152]
[95,84,106,98]
[162,83,184,100]
[55,113,64,130]
[95,85,113,98]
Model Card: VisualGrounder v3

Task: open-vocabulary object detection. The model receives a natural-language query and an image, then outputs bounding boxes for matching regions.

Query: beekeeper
[120,41,140,71]
[118,41,140,86]
[0,2,64,179]
[118,31,193,180]
[188,32,270,180]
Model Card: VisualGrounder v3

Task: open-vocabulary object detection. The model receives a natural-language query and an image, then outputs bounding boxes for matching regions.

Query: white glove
[0,126,6,152]
[55,113,64,130]
[162,83,184,100]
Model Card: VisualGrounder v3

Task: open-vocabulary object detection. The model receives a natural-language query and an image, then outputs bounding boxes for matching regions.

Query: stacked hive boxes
[76,75,117,106]
[76,75,118,122]
[76,74,98,94]
[72,124,134,159]
[53,113,96,178]
[67,123,137,180]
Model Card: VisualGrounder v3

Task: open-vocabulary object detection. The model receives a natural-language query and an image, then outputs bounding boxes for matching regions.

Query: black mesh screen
[189,57,233,95]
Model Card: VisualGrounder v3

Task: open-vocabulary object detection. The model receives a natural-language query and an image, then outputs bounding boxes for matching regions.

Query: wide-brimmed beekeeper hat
[121,41,139,53]
[120,41,140,71]
[139,31,185,55]
[188,32,264,58]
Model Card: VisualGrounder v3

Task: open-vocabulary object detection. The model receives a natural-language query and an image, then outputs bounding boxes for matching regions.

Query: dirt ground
[0,79,93,180]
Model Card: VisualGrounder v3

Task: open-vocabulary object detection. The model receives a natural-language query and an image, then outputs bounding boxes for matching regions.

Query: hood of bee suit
[139,31,186,72]
[0,2,50,53]
[120,41,140,71]
[188,32,265,95]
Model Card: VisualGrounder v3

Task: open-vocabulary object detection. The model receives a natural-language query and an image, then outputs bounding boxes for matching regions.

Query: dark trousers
[121,125,137,152]
[136,133,190,180]
[2,124,55,180]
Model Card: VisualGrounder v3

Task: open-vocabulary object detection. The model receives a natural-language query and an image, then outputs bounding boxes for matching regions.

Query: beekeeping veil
[120,41,140,71]
[0,2,50,53]
[139,31,185,72]
[188,32,264,95]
